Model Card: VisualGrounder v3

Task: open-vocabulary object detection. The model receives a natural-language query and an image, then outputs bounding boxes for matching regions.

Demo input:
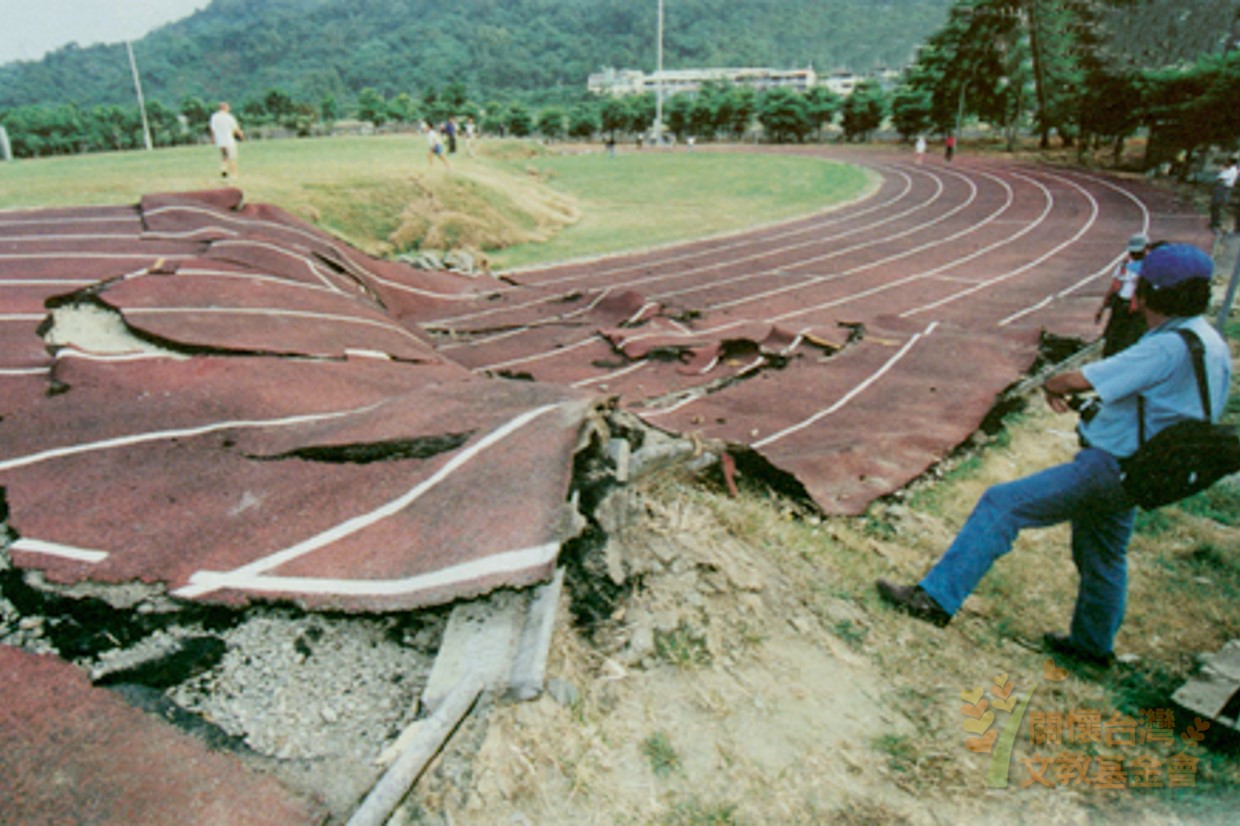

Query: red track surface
[1,189,595,614]
[0,645,327,825]
[409,146,1211,513]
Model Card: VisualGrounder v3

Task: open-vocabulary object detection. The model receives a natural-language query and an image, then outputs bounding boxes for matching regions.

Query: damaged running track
[0,188,597,614]
[417,146,1212,513]
[0,149,1212,609]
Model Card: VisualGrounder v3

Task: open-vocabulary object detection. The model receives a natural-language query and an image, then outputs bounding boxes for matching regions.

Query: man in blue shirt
[876,243,1231,666]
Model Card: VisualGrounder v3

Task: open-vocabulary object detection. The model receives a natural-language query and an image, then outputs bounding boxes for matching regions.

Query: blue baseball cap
[1140,243,1213,289]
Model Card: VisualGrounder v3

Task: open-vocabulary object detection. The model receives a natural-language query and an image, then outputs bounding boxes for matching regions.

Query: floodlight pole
[127,41,154,151]
[655,0,664,143]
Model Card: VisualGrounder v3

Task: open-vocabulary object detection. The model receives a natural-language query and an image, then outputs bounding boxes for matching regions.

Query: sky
[0,1,208,65]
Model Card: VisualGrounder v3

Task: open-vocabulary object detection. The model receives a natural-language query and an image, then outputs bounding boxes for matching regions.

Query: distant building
[588,65,819,97]
[820,71,859,97]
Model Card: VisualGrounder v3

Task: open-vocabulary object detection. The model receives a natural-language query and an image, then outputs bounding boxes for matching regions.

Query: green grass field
[0,136,872,269]
[490,149,873,269]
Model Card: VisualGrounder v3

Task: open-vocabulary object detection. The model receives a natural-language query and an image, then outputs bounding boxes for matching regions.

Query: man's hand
[1042,385,1071,413]
[1043,370,1094,414]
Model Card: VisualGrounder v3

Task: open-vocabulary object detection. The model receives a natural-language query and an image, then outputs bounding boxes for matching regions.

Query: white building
[589,65,819,97]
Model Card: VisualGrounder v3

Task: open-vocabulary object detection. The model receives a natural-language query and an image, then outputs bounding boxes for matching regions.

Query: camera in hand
[1066,394,1102,423]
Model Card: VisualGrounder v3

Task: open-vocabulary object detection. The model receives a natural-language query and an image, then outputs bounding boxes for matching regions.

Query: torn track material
[0,190,602,612]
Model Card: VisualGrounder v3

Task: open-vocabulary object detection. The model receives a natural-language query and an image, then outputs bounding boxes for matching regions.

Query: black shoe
[1043,632,1114,668]
[876,579,952,627]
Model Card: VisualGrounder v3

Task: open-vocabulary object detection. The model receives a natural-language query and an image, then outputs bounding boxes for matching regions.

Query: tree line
[0,76,892,158]
[1,0,1236,170]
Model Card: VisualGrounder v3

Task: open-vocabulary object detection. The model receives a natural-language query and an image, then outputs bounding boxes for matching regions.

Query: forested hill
[0,0,951,110]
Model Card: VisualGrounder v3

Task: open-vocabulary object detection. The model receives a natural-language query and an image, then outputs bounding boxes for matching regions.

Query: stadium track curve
[411,145,1211,514]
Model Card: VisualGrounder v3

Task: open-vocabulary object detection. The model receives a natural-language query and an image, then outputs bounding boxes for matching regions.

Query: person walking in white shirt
[210,102,244,179]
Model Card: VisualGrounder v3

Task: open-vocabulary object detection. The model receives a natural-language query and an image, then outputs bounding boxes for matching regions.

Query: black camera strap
[1136,328,1211,447]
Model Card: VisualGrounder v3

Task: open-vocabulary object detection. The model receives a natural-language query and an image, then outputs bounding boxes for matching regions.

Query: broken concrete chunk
[1172,639,1240,731]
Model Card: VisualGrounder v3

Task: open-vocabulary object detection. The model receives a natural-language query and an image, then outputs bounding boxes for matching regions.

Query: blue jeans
[919,449,1135,656]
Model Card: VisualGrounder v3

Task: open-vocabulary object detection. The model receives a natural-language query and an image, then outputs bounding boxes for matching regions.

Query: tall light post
[655,0,664,143]
[127,41,154,151]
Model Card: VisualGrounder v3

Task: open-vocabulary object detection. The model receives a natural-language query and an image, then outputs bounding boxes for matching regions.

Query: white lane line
[751,321,939,449]
[0,313,44,321]
[899,168,1098,318]
[0,233,144,243]
[998,169,1155,327]
[178,541,561,598]
[11,538,109,563]
[453,164,965,368]
[142,204,328,247]
[0,403,383,473]
[122,305,426,344]
[158,267,347,296]
[437,286,621,352]
[571,360,648,388]
[476,336,601,372]
[0,367,47,376]
[141,226,240,241]
[358,269,490,302]
[691,165,989,312]
[476,163,1014,369]
[424,161,917,325]
[144,205,479,301]
[0,253,194,261]
[0,279,98,287]
[640,167,955,305]
[174,402,566,598]
[767,168,1050,323]
[209,239,344,293]
[0,214,134,226]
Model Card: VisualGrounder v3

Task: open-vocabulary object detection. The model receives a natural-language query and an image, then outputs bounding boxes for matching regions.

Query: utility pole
[655,0,664,143]
[127,41,154,151]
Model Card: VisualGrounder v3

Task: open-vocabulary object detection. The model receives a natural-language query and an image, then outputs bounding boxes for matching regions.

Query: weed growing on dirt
[654,623,712,668]
[656,799,741,825]
[873,733,919,774]
[832,619,870,650]
[642,731,682,778]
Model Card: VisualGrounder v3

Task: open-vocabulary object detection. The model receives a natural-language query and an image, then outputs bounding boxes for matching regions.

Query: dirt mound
[387,169,579,255]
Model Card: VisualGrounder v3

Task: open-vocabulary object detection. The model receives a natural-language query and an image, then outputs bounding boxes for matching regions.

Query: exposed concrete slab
[421,570,565,712]
[1173,639,1240,731]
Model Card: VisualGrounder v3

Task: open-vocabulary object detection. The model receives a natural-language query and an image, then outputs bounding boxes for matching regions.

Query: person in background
[1210,156,1238,232]
[1094,233,1148,356]
[444,118,458,154]
[875,243,1230,669]
[915,134,927,165]
[424,122,450,169]
[210,102,244,179]
[944,133,956,162]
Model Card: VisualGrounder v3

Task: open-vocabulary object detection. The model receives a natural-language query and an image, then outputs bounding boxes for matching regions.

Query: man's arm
[1042,370,1094,414]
